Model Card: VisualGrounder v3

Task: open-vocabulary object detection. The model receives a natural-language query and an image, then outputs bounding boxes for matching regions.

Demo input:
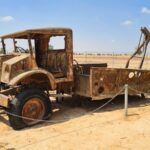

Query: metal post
[124,84,128,116]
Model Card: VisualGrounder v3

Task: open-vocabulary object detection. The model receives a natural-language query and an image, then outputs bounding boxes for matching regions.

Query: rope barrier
[3,85,150,124]
[4,88,124,124]
[128,86,150,95]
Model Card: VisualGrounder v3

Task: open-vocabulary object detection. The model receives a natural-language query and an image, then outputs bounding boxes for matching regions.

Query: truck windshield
[1,39,34,54]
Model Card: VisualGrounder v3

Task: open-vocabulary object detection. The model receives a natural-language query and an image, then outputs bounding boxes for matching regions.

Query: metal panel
[74,74,90,97]
[90,67,150,100]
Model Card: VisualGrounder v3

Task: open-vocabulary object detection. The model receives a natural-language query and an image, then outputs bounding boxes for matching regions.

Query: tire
[8,88,52,130]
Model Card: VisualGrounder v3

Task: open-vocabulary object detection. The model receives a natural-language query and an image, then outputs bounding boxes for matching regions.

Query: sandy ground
[1,55,150,150]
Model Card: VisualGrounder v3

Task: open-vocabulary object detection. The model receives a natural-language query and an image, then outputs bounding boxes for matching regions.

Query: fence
[4,84,148,123]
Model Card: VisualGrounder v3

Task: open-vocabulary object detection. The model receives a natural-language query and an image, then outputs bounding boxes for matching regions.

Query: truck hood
[1,54,32,83]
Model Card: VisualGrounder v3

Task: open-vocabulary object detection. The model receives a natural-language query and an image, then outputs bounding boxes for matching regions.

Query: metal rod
[28,34,33,56]
[1,39,6,54]
[125,27,150,69]
[50,93,72,98]
[13,39,17,52]
[139,41,148,69]
[124,84,128,116]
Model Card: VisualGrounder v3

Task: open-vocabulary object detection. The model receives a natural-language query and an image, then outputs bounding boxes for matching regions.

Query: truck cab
[0,28,74,91]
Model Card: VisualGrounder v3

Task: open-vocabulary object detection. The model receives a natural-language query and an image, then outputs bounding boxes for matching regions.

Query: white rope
[5,87,124,123]
[4,85,149,123]
[128,86,150,95]
[89,88,124,113]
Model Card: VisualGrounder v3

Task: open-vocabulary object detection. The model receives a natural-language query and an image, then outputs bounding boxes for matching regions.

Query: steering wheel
[73,59,83,74]
[16,46,29,53]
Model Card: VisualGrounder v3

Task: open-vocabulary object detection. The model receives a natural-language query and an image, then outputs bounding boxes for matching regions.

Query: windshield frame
[0,36,33,55]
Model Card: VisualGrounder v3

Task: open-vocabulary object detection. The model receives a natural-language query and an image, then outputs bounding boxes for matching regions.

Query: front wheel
[8,88,52,130]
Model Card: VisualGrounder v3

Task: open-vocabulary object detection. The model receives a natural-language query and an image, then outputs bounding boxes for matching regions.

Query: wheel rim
[22,97,45,125]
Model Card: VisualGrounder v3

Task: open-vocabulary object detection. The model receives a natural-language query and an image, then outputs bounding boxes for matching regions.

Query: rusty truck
[0,27,149,130]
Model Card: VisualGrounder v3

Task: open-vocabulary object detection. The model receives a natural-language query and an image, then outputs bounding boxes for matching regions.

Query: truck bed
[74,66,150,100]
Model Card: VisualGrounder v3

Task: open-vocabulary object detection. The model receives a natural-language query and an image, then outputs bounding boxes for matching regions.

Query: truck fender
[9,69,56,90]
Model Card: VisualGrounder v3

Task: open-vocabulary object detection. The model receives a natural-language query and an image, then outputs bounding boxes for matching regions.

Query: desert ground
[1,55,150,150]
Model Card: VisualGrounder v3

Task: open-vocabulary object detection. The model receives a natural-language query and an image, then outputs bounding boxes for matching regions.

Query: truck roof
[0,27,72,39]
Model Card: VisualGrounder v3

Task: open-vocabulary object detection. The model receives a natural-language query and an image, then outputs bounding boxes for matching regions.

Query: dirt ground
[1,55,150,150]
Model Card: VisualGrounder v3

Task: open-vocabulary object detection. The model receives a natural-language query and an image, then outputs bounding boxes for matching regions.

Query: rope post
[124,84,128,116]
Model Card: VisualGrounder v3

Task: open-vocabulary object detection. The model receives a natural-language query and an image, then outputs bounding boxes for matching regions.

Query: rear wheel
[8,88,52,130]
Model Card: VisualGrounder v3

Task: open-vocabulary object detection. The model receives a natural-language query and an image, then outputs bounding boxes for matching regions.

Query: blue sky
[0,0,150,53]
